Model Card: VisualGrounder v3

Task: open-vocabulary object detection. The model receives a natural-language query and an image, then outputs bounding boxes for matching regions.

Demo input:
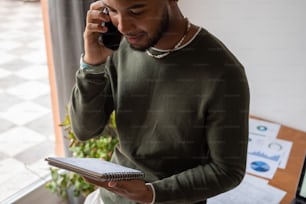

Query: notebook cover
[45,157,145,181]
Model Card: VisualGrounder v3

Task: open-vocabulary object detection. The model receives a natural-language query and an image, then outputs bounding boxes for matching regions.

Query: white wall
[179,0,306,132]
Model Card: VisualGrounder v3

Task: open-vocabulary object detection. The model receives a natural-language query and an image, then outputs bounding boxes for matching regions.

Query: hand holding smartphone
[99,8,122,50]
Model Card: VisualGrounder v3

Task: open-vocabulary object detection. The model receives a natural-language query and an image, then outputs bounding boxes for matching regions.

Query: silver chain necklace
[146,19,191,59]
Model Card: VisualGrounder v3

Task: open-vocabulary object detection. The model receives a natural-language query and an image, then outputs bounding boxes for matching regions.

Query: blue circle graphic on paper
[251,161,270,172]
[257,125,268,131]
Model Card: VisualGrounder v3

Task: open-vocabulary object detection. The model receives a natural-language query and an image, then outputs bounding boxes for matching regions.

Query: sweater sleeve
[151,65,250,204]
[68,57,115,141]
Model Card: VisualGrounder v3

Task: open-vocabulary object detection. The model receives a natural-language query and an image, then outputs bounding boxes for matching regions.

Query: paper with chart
[247,119,292,179]
[249,118,281,138]
[248,134,292,169]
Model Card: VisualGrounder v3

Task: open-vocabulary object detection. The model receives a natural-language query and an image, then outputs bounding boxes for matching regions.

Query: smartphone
[99,8,122,50]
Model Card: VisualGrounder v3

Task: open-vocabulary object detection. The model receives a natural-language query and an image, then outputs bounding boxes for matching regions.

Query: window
[0,0,55,202]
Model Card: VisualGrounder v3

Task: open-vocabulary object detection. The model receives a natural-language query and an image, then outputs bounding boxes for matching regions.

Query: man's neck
[153,4,187,50]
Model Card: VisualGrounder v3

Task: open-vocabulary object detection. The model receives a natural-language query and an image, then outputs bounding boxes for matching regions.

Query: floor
[0,0,55,202]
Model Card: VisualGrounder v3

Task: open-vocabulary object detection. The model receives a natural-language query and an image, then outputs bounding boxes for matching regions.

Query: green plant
[45,112,118,199]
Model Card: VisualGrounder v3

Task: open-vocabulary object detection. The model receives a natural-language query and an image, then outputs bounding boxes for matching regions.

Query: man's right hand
[83,1,114,65]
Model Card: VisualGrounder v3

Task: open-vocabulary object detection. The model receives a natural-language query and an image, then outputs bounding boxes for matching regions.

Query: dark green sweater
[69,28,250,204]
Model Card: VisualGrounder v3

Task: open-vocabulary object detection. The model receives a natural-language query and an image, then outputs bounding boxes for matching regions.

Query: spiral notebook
[45,157,145,181]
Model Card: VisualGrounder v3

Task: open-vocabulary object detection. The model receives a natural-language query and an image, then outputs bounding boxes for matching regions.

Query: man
[69,0,250,203]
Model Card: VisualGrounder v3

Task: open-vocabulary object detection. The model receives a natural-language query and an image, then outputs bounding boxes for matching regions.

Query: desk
[269,124,306,203]
[251,118,306,203]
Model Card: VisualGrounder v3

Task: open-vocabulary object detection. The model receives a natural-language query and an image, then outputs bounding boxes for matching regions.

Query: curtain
[48,0,96,155]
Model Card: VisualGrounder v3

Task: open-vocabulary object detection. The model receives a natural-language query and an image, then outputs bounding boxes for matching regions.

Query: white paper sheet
[208,175,286,204]
[248,134,293,169]
[249,118,281,138]
[246,154,279,179]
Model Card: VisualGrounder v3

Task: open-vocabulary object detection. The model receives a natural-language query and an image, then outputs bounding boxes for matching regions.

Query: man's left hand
[83,177,153,204]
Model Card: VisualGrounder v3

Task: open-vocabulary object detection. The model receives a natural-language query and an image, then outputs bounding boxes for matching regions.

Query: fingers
[108,180,146,191]
[83,1,114,65]
[107,181,131,190]
[89,0,104,10]
[86,11,107,33]
[108,181,117,188]
[83,176,109,188]
[107,181,129,195]
[83,178,128,195]
[107,180,153,203]
[85,1,110,34]
[83,178,152,203]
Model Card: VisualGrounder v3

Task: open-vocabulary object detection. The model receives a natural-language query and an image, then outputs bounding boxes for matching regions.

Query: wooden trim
[41,0,64,156]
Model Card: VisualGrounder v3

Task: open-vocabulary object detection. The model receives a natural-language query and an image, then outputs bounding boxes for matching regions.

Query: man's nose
[115,15,135,34]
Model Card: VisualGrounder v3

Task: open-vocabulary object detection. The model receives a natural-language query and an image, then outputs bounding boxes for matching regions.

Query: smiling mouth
[125,33,145,44]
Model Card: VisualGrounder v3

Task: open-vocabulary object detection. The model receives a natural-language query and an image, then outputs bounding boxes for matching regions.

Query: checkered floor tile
[0,0,55,201]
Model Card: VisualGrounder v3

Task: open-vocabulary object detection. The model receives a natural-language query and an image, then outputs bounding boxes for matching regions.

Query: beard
[129,8,169,51]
